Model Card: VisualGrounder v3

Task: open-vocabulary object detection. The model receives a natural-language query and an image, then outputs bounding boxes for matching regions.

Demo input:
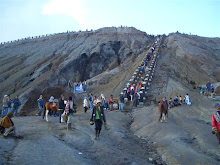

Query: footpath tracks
[122,35,164,105]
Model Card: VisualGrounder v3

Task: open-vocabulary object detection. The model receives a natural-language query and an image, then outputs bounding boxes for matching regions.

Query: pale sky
[0,0,219,42]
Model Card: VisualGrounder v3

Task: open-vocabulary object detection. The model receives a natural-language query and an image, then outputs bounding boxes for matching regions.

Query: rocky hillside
[148,33,220,99]
[0,27,154,107]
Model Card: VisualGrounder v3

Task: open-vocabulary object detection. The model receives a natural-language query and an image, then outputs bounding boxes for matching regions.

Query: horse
[158,100,168,122]
[42,102,58,122]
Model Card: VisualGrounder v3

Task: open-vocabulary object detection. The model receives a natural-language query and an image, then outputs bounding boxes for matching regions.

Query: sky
[0,0,219,42]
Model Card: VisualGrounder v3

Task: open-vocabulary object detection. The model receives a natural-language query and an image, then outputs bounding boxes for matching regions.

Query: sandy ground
[0,106,162,165]
[1,91,220,165]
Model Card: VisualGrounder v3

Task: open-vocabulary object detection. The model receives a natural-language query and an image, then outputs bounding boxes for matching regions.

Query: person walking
[37,95,43,116]
[64,96,74,131]
[2,95,9,118]
[83,97,88,113]
[12,96,21,116]
[58,95,65,123]
[212,103,220,148]
[119,92,124,110]
[90,99,106,139]
[163,96,168,118]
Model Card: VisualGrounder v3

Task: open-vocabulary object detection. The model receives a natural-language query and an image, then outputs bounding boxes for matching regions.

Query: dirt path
[0,108,162,165]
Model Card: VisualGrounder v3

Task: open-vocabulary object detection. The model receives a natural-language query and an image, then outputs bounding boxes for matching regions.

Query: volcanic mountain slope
[0,28,220,165]
[0,27,154,107]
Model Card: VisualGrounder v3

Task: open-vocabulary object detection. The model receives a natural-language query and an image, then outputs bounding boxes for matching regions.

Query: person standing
[12,96,21,116]
[119,92,124,111]
[93,96,97,107]
[37,95,43,116]
[90,99,106,139]
[109,95,113,111]
[7,95,12,113]
[58,95,65,123]
[68,80,73,92]
[2,95,9,118]
[100,94,105,108]
[83,97,88,113]
[64,96,74,131]
[89,94,94,110]
[83,80,87,92]
[212,103,220,148]
[206,81,211,93]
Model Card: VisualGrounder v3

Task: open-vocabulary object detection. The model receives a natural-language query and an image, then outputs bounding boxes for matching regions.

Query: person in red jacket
[212,103,220,148]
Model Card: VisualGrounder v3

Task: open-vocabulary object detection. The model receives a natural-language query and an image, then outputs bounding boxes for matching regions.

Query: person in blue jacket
[12,96,21,116]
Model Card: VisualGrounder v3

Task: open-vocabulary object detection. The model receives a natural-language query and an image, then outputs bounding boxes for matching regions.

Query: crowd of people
[200,81,216,96]
[1,95,21,118]
[157,94,192,123]
[68,80,87,93]
[168,94,192,109]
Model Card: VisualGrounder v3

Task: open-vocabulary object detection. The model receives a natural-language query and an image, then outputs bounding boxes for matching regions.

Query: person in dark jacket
[37,95,43,116]
[90,99,106,139]
[163,96,168,118]
[12,96,21,116]
[58,95,65,123]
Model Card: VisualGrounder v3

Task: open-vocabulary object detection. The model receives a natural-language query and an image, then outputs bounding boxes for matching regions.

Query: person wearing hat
[119,92,124,110]
[212,103,220,148]
[0,111,18,138]
[90,99,106,139]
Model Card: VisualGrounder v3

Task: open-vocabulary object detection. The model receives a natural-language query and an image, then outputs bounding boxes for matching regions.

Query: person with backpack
[12,96,21,116]
[212,103,220,148]
[37,95,43,116]
[90,99,106,139]
[64,96,74,131]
